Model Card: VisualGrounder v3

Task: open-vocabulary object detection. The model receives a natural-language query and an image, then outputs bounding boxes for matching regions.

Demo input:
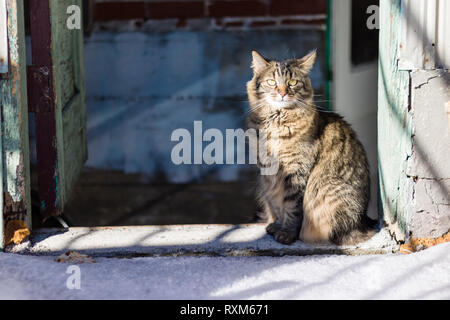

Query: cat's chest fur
[258,109,319,169]
[259,109,304,136]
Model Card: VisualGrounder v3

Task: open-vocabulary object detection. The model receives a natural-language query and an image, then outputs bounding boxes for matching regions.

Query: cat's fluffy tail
[255,210,271,223]
[333,216,378,246]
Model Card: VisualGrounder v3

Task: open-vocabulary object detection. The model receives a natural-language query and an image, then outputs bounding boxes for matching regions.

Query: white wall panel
[398,0,450,70]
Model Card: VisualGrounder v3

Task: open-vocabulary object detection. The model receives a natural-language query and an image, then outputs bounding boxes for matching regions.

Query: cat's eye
[288,79,298,86]
[266,79,276,86]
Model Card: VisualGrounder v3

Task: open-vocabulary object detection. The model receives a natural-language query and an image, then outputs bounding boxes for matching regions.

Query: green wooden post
[49,0,87,215]
[29,0,87,219]
[53,0,88,208]
[0,0,32,249]
[377,0,412,241]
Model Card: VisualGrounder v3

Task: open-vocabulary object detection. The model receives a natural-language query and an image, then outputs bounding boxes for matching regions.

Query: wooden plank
[63,0,87,202]
[29,0,61,219]
[53,0,87,208]
[62,93,87,199]
[378,0,412,241]
[51,0,75,108]
[0,0,7,74]
[0,0,32,248]
[29,0,87,219]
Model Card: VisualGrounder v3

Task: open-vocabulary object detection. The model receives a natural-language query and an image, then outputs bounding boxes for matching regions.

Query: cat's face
[250,51,316,109]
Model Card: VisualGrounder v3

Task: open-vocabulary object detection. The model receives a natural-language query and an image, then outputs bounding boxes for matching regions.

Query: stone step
[8,224,399,257]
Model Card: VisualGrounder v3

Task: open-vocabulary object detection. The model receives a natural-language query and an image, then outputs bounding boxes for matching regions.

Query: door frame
[0,0,32,249]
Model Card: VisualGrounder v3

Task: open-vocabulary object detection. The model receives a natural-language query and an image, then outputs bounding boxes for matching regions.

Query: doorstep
[7,224,400,257]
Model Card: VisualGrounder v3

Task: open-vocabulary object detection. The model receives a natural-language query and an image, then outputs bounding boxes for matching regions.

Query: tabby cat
[246,50,376,245]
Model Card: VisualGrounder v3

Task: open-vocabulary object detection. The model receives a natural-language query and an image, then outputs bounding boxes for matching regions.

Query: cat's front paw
[273,229,297,245]
[266,222,282,235]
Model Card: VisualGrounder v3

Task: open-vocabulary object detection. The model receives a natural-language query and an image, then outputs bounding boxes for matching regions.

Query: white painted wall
[332,0,379,219]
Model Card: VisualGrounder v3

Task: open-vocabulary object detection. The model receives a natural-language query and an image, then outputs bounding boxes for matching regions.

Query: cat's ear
[251,51,269,73]
[297,49,317,73]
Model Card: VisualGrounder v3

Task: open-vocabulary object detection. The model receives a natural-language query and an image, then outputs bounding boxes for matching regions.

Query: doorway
[26,0,329,228]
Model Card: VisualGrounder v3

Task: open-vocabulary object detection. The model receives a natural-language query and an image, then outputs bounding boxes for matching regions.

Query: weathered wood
[378,0,413,242]
[379,0,450,241]
[29,0,87,219]
[29,0,61,219]
[0,0,7,74]
[0,0,32,248]
[62,92,87,198]
[63,0,88,202]
[52,0,75,109]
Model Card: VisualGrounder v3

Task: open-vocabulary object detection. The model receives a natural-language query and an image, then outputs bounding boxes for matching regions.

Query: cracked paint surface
[0,0,31,248]
[408,70,450,238]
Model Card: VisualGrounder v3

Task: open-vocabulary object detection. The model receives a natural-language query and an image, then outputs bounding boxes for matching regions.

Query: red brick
[281,18,326,26]
[249,20,276,27]
[224,21,245,27]
[94,2,146,21]
[269,0,327,16]
[146,2,204,19]
[176,18,188,28]
[208,0,267,18]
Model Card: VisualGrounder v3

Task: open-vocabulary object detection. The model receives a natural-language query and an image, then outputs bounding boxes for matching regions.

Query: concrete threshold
[7,224,400,257]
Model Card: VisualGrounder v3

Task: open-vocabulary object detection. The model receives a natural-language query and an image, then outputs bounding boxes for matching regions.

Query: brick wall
[92,0,327,29]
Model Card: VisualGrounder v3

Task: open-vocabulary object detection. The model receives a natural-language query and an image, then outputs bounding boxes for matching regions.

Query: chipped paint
[400,231,450,254]
[28,0,87,219]
[0,0,7,74]
[6,152,22,202]
[1,0,31,249]
[378,0,412,242]
[380,1,450,241]
[407,70,450,238]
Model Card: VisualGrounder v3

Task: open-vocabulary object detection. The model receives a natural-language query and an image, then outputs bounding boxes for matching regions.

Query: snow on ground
[1,242,449,300]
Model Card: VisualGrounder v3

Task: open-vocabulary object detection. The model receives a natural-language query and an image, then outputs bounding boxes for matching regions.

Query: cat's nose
[278,87,287,98]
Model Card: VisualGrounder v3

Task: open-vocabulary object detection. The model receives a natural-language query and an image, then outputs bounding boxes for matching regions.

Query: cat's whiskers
[295,98,336,113]
[246,100,267,114]
[240,103,265,120]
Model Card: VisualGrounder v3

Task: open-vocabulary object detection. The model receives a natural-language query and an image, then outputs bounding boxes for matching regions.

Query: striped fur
[246,51,375,245]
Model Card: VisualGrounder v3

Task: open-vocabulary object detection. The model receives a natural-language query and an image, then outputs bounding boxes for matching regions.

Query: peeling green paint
[378,0,412,242]
[1,0,31,249]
